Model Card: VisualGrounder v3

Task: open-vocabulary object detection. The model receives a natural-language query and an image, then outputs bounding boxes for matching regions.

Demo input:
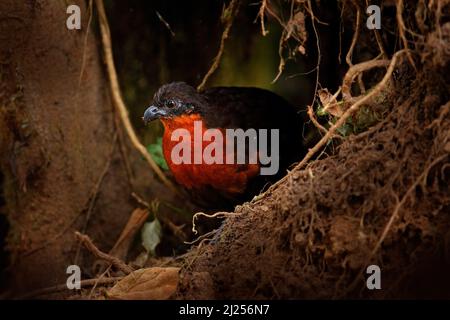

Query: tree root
[94,0,179,195]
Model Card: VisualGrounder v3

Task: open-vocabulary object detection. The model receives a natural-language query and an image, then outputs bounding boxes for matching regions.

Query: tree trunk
[0,0,172,296]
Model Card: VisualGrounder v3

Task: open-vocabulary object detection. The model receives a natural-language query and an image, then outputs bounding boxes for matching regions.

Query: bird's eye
[166,100,176,108]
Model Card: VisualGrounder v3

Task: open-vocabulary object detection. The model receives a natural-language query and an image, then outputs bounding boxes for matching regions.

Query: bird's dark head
[143,82,205,124]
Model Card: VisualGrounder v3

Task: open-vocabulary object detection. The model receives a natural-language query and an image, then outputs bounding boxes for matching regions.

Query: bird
[143,82,306,209]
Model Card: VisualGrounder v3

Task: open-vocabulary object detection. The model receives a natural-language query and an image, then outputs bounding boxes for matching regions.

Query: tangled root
[177,4,450,298]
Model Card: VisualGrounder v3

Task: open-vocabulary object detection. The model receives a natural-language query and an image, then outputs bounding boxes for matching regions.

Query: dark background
[104,0,341,145]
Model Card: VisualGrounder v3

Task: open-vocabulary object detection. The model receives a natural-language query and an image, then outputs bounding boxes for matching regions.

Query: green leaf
[316,105,328,116]
[147,137,168,170]
[336,122,353,136]
[141,218,162,256]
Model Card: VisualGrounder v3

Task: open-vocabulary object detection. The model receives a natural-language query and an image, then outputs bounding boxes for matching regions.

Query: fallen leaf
[318,88,343,117]
[108,267,180,300]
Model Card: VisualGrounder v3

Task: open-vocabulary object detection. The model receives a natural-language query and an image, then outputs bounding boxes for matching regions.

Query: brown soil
[177,7,450,299]
[0,0,187,296]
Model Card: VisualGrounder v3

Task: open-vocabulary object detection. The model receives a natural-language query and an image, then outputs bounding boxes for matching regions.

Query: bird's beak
[143,106,167,124]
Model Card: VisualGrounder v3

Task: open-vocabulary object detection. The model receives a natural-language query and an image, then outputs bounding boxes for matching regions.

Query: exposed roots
[178,2,450,299]
[396,0,418,69]
[341,58,390,102]
[75,232,133,275]
[94,0,179,195]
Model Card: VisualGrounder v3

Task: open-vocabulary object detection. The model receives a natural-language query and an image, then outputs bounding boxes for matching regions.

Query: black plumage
[144,82,307,208]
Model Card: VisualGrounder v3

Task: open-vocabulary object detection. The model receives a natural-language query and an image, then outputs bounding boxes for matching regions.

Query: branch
[18,276,123,299]
[75,231,133,274]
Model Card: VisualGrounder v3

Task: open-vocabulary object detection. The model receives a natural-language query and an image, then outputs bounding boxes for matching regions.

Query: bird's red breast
[143,82,306,207]
[161,114,260,199]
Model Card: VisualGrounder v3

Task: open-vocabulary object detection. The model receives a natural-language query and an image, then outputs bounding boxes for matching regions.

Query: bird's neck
[160,113,203,132]
[161,113,205,166]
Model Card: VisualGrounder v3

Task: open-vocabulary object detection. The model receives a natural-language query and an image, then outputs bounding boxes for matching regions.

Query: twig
[160,215,187,242]
[94,0,178,195]
[322,86,342,114]
[18,276,123,299]
[269,0,309,83]
[307,104,343,141]
[197,0,240,91]
[374,29,387,59]
[396,0,416,69]
[307,0,321,108]
[346,2,365,93]
[257,0,269,36]
[88,265,112,299]
[131,193,187,241]
[131,192,150,208]
[184,229,218,245]
[272,34,287,83]
[307,105,328,135]
[75,231,133,274]
[345,1,360,67]
[338,1,345,64]
[156,10,175,37]
[90,209,150,297]
[364,0,386,58]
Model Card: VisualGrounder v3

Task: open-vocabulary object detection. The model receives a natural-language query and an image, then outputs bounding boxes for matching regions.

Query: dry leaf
[108,267,180,300]
[318,88,343,117]
[109,208,149,261]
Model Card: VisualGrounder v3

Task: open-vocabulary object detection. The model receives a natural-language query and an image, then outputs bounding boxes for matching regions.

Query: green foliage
[316,105,328,117]
[147,137,168,170]
[316,104,380,138]
[141,218,162,256]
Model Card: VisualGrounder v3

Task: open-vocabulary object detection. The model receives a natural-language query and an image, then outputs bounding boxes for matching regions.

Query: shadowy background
[104,0,328,146]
